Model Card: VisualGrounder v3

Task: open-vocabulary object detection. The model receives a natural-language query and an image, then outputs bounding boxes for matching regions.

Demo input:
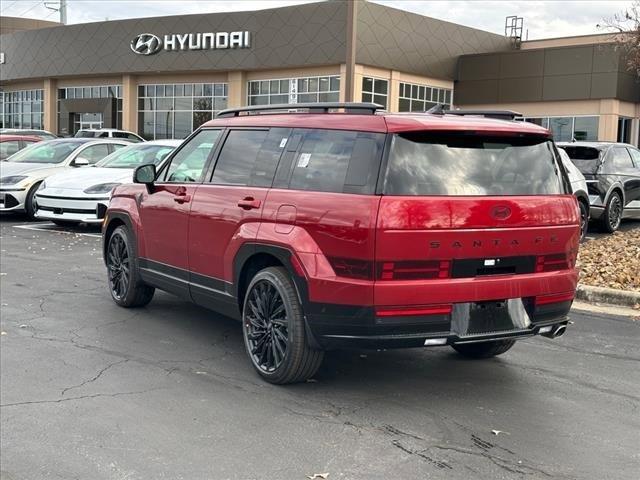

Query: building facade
[1,1,638,145]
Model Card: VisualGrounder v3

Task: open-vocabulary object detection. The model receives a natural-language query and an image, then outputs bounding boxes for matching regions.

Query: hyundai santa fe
[102,103,580,384]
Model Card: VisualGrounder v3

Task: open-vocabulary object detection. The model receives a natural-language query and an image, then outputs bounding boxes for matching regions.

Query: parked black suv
[557,142,640,232]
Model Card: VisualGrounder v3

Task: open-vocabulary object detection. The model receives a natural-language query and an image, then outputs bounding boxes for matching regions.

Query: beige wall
[520,33,617,50]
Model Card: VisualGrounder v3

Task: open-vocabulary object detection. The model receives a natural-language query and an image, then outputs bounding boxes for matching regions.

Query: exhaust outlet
[540,323,567,338]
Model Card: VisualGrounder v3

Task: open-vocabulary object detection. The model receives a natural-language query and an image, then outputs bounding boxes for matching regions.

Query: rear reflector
[377,260,451,280]
[535,253,572,272]
[535,292,575,306]
[376,304,453,317]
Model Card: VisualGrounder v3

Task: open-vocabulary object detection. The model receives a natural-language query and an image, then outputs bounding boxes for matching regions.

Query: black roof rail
[443,109,522,121]
[216,102,384,118]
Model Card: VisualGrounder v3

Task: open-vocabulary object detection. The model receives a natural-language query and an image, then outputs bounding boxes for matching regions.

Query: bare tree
[598,1,640,77]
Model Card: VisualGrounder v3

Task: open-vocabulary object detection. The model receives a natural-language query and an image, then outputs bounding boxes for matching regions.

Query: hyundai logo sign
[130,31,251,55]
[130,33,162,55]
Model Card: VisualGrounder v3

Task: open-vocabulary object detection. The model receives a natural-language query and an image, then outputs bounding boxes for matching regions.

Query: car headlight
[83,182,121,194]
[0,175,28,186]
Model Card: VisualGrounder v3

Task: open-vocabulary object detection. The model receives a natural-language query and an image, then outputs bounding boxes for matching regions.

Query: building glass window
[520,116,599,141]
[1,89,45,130]
[248,76,340,106]
[138,83,228,140]
[398,82,452,112]
[617,117,632,143]
[58,85,122,132]
[361,77,388,109]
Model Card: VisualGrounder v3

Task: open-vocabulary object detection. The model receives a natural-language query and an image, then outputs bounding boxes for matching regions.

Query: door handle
[237,197,261,210]
[173,194,191,204]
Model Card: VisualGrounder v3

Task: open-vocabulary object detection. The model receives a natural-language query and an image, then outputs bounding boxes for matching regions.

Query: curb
[575,284,640,308]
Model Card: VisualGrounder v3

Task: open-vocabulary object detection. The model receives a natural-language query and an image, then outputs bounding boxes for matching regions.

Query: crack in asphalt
[0,388,163,408]
[60,359,129,397]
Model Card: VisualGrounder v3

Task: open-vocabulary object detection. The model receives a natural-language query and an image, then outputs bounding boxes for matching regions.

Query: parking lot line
[13,223,101,238]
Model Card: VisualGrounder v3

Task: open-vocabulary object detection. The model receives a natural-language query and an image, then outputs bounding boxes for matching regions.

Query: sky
[0,0,633,40]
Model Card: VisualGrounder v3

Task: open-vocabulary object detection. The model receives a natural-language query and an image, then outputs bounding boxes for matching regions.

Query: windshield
[557,146,601,174]
[6,141,81,164]
[95,144,175,168]
[385,132,564,196]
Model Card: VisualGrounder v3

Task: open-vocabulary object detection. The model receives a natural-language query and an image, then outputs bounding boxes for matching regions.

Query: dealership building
[0,0,638,145]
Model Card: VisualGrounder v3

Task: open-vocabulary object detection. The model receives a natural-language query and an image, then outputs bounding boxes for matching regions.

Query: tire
[578,200,589,242]
[451,340,516,359]
[24,182,42,220]
[600,191,623,233]
[242,266,324,384]
[105,225,154,308]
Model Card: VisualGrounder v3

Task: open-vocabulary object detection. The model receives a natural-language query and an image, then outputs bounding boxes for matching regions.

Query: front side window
[627,147,640,167]
[96,144,175,169]
[78,144,111,164]
[212,130,269,185]
[163,129,221,183]
[385,133,563,196]
[608,147,634,170]
[6,141,80,164]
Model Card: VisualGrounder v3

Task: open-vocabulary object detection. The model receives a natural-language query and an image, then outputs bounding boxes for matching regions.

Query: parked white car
[558,148,590,241]
[35,140,181,225]
[0,138,129,218]
[75,128,144,143]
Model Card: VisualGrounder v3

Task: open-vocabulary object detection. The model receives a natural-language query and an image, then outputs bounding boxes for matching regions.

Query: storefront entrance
[73,112,103,132]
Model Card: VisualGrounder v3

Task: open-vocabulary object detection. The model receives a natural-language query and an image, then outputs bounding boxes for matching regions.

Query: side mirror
[73,157,90,167]
[134,164,156,192]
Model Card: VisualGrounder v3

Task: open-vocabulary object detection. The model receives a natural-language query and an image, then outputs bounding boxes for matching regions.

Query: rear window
[558,146,601,174]
[384,132,564,196]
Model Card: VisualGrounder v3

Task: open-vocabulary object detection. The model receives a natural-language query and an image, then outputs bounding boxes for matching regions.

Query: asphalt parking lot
[1,215,639,480]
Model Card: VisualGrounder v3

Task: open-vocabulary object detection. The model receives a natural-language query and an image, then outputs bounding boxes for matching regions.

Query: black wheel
[106,225,154,307]
[578,200,589,242]
[24,182,41,220]
[451,340,516,359]
[601,191,623,233]
[242,267,323,384]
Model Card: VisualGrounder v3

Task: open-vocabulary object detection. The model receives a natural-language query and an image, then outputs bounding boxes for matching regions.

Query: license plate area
[451,299,531,336]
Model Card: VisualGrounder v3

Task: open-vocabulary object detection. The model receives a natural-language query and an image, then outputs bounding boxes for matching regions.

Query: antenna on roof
[426,103,446,115]
[505,15,524,48]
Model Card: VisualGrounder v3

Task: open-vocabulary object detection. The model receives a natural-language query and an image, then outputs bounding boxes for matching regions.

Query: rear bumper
[306,298,572,349]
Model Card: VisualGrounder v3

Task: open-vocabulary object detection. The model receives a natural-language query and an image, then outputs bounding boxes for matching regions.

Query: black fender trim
[233,243,322,349]
[102,210,136,266]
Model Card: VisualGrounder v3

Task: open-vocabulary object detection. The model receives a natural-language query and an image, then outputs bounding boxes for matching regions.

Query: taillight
[535,253,573,272]
[376,304,453,317]
[376,260,451,280]
[535,292,575,306]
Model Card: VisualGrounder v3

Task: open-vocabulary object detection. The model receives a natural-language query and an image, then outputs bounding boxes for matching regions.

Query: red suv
[103,103,580,384]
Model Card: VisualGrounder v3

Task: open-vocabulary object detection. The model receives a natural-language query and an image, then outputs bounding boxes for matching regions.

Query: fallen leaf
[491,430,509,436]
[307,474,329,479]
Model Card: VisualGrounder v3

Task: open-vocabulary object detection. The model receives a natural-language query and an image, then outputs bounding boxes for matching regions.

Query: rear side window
[287,129,385,194]
[385,133,563,196]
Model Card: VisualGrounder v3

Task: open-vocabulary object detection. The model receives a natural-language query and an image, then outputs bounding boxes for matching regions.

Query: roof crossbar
[216,102,384,118]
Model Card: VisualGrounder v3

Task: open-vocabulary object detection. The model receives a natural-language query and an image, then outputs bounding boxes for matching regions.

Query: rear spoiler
[443,109,522,121]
